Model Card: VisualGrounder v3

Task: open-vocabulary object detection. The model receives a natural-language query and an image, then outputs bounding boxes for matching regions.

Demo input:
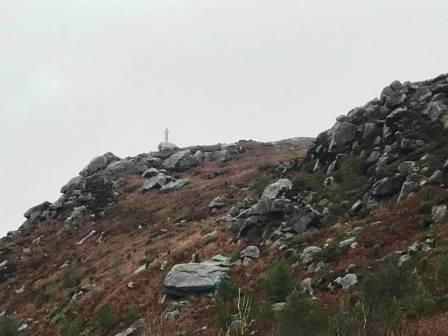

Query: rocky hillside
[2,73,448,336]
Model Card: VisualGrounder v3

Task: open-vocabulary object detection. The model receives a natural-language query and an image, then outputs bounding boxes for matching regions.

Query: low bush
[277,291,328,336]
[96,303,116,333]
[216,276,238,303]
[0,316,18,336]
[361,262,434,333]
[262,260,295,303]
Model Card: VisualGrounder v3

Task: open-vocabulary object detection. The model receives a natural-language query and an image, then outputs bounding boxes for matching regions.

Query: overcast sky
[1,0,447,236]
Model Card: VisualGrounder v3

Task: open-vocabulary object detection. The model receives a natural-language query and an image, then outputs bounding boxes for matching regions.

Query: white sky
[1,0,448,236]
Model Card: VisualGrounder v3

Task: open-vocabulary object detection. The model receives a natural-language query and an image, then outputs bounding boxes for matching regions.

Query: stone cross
[164,128,169,143]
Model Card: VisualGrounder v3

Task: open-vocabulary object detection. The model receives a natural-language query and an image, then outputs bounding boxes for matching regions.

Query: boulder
[362,122,380,140]
[381,80,407,108]
[398,181,417,201]
[162,150,198,172]
[105,159,135,174]
[288,208,319,235]
[334,273,358,290]
[193,150,204,161]
[432,205,447,223]
[350,200,363,214]
[158,142,179,152]
[385,107,407,127]
[222,143,240,155]
[164,255,230,296]
[160,179,189,192]
[240,246,260,260]
[80,152,119,176]
[262,179,293,200]
[213,150,233,163]
[428,170,443,184]
[422,101,447,121]
[339,237,357,249]
[371,175,405,197]
[328,121,357,152]
[24,201,51,220]
[140,174,171,192]
[23,201,51,226]
[141,167,160,178]
[61,176,84,194]
[209,197,227,210]
[114,319,147,336]
[145,156,163,168]
[398,161,418,175]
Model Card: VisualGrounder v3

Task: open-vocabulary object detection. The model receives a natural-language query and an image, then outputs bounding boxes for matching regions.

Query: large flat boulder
[164,255,230,296]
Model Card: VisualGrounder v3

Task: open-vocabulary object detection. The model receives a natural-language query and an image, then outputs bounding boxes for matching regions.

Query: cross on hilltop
[164,128,169,143]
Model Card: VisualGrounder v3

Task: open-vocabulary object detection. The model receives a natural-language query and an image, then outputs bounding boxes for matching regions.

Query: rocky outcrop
[22,201,51,227]
[303,74,448,215]
[21,142,244,229]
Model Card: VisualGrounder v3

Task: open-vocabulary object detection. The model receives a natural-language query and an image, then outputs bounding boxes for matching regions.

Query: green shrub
[263,260,295,302]
[371,244,381,258]
[60,319,82,336]
[361,262,434,333]
[401,283,435,318]
[277,291,328,336]
[437,253,448,286]
[0,316,18,336]
[96,303,116,333]
[216,276,238,303]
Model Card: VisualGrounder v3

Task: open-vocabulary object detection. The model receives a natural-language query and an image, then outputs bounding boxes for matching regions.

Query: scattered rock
[240,246,260,261]
[271,302,286,312]
[114,319,147,336]
[432,205,447,223]
[334,273,358,290]
[140,173,171,192]
[141,167,160,178]
[339,237,357,249]
[160,179,189,192]
[209,197,227,210]
[76,230,96,245]
[371,175,405,197]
